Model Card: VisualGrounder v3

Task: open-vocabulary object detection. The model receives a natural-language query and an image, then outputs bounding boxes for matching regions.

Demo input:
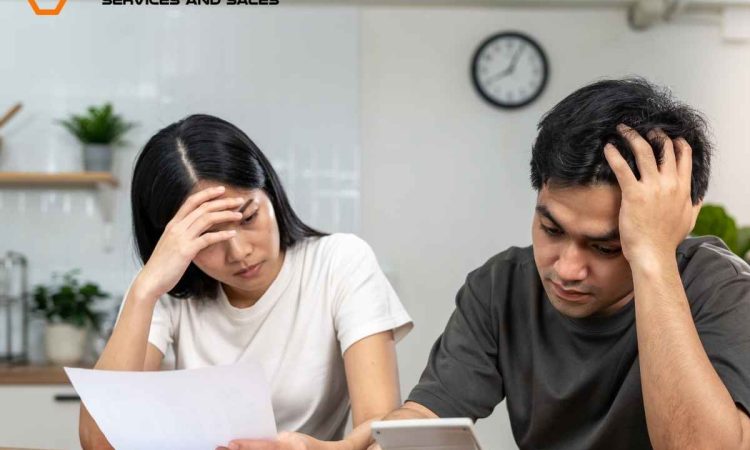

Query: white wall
[2,2,750,449]
[0,2,360,361]
[360,6,750,447]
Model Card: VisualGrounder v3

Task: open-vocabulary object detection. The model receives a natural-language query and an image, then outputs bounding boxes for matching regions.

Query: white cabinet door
[0,386,81,450]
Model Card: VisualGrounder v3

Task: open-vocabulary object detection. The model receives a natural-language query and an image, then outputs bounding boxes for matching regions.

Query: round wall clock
[471,31,549,109]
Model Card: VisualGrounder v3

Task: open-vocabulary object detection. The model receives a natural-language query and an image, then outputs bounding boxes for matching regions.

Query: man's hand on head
[603,125,700,268]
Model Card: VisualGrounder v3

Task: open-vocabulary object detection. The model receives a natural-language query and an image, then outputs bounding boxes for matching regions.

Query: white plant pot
[44,323,87,366]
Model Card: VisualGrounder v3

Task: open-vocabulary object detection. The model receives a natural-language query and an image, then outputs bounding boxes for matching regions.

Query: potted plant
[693,204,750,262]
[59,103,136,172]
[31,270,109,366]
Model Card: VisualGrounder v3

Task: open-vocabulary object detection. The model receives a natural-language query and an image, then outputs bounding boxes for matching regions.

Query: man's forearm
[381,401,438,421]
[633,255,744,449]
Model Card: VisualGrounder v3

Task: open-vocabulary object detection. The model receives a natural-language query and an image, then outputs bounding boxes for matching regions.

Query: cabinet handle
[53,394,80,402]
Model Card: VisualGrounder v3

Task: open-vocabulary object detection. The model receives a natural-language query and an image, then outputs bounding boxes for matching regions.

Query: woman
[79,114,412,450]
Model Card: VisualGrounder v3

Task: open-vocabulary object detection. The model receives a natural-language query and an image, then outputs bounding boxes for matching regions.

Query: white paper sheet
[65,363,277,450]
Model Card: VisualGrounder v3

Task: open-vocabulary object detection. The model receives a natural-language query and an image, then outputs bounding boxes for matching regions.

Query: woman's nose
[225,235,253,263]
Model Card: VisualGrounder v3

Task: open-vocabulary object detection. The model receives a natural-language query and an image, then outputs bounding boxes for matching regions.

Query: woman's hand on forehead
[133,185,247,300]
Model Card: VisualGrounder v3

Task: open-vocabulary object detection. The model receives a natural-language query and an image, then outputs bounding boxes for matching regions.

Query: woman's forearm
[79,405,114,450]
[80,276,159,449]
[95,277,159,370]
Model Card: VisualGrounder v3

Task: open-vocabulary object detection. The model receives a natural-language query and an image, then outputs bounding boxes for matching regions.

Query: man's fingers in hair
[603,143,637,189]
[673,137,694,188]
[617,124,659,181]
[646,128,677,175]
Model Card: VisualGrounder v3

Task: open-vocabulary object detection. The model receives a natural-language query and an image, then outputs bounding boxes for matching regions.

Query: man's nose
[553,243,588,282]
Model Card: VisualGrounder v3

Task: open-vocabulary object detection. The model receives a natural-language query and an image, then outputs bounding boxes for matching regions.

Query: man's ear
[689,200,703,233]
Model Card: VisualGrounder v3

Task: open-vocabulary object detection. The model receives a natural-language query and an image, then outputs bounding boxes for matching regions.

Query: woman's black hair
[530,77,712,204]
[131,114,326,299]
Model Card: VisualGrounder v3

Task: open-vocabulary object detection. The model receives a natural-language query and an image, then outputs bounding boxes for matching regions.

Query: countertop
[0,364,86,385]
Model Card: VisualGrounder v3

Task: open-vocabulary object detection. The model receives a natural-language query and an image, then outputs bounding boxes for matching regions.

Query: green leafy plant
[32,270,109,331]
[693,204,750,259]
[59,103,136,145]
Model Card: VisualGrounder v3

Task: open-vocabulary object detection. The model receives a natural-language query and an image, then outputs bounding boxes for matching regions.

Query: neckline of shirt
[556,295,636,335]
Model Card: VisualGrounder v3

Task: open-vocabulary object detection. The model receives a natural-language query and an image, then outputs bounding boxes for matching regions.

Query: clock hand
[508,45,526,73]
[487,65,513,83]
[485,45,527,83]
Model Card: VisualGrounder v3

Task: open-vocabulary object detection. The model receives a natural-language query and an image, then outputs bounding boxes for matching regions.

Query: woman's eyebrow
[237,197,256,213]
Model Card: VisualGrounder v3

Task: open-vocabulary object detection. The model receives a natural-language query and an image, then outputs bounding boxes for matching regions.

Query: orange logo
[28,0,68,15]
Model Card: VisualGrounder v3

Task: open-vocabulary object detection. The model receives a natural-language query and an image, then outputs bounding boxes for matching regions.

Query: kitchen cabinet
[0,366,82,450]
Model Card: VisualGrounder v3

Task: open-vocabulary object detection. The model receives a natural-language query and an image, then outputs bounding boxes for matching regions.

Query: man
[370,78,750,450]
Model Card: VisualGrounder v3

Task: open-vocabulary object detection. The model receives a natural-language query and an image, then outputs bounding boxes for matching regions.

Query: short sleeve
[694,274,750,414]
[407,266,504,420]
[116,279,175,356]
[147,296,175,356]
[330,234,413,354]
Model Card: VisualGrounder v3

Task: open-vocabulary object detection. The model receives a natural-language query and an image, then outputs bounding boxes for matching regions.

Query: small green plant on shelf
[59,103,136,145]
[31,269,109,331]
[59,103,136,171]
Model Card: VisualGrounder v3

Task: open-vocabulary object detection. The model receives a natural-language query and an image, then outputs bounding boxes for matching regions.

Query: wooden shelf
[0,172,118,188]
[0,172,120,245]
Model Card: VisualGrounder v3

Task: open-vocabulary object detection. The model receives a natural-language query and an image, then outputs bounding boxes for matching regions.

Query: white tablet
[371,418,483,450]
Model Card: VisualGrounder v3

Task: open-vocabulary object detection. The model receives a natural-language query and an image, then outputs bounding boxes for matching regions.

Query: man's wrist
[627,249,678,276]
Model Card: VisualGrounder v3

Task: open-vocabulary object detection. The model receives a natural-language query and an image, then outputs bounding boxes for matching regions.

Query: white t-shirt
[144,233,412,440]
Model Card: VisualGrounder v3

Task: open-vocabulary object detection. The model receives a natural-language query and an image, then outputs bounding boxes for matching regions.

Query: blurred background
[1,0,749,448]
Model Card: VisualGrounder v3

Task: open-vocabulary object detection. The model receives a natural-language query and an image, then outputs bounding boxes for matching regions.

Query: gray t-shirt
[408,236,750,450]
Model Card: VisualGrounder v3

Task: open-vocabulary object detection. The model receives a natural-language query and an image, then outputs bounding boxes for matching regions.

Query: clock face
[471,32,549,109]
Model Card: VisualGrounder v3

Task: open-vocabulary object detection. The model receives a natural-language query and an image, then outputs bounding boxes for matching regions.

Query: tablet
[371,418,483,450]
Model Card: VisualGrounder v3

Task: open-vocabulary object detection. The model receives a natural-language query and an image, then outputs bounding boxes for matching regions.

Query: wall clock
[471,31,549,109]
